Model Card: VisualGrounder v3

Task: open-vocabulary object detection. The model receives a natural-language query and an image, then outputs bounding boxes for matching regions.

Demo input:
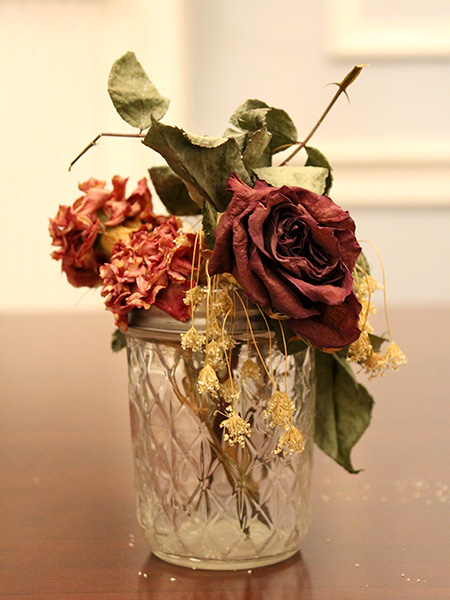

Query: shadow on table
[136,551,313,599]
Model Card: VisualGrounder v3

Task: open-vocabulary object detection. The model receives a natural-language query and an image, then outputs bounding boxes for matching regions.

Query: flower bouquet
[49,52,405,569]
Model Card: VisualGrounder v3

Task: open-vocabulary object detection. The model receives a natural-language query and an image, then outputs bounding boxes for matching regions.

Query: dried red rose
[49,176,157,288]
[100,217,199,330]
[208,175,362,348]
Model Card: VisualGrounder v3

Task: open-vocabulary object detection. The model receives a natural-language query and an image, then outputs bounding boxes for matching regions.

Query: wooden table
[1,307,449,599]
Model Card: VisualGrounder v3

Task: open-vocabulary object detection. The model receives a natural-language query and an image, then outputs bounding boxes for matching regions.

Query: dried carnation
[49,176,162,288]
[219,406,251,448]
[275,425,305,457]
[100,217,198,330]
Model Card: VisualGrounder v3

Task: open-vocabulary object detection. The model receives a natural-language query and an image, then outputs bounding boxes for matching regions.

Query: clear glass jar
[126,304,315,570]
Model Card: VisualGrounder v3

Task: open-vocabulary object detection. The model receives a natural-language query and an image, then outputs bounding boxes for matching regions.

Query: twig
[68,132,145,171]
[279,64,368,166]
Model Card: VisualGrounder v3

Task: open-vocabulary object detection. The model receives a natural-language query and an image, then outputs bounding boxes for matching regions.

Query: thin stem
[359,240,393,341]
[279,64,367,166]
[278,320,289,394]
[234,291,276,387]
[68,132,146,171]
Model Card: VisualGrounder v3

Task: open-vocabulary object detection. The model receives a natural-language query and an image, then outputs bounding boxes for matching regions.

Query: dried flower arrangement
[49,52,406,473]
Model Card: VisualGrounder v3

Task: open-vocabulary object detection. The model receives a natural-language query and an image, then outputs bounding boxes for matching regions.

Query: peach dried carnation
[49,176,161,288]
[100,217,199,330]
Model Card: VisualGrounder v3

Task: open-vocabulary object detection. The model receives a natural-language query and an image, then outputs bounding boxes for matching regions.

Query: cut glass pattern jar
[125,303,315,570]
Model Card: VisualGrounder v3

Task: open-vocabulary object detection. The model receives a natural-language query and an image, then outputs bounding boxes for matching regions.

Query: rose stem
[279,64,367,166]
[68,132,145,171]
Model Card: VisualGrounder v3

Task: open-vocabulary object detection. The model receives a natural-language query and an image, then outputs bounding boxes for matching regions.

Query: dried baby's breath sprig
[205,339,226,371]
[220,377,241,403]
[197,363,220,397]
[349,241,407,377]
[347,329,372,364]
[183,285,206,310]
[212,288,234,319]
[218,406,251,448]
[384,341,407,371]
[275,425,305,457]
[240,358,261,382]
[265,390,295,430]
[180,326,206,352]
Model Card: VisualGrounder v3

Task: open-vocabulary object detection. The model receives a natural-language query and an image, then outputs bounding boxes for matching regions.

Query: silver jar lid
[126,296,272,342]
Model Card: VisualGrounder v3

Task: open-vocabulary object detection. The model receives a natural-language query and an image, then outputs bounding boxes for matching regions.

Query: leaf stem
[68,132,145,171]
[279,64,367,166]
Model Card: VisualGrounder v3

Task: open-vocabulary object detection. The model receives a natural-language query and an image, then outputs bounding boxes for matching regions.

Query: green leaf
[148,166,201,216]
[111,329,126,352]
[108,52,169,130]
[252,166,328,194]
[242,127,273,169]
[304,146,333,195]
[314,350,374,473]
[144,117,252,213]
[202,200,218,250]
[225,99,298,158]
[368,333,388,353]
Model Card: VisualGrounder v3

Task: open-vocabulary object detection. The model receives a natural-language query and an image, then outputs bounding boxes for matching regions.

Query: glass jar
[125,303,315,570]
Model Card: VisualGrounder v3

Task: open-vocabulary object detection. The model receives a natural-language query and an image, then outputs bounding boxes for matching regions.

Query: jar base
[152,548,299,571]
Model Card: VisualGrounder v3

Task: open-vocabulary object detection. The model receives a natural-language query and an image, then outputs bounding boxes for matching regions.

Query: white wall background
[1,0,449,313]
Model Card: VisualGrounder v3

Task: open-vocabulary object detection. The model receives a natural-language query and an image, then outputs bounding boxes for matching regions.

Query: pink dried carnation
[100,216,199,330]
[49,176,159,288]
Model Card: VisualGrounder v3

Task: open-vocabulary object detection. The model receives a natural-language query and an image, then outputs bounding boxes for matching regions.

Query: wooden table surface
[1,307,449,600]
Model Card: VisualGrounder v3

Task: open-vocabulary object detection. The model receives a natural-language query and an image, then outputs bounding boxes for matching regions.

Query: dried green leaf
[148,166,201,216]
[242,127,273,169]
[225,99,298,158]
[314,350,374,473]
[252,166,328,194]
[108,52,169,130]
[111,329,126,352]
[144,117,251,212]
[305,146,333,195]
[202,200,218,250]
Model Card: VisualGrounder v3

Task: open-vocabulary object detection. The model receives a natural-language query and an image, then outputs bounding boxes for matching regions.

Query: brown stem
[279,64,367,166]
[68,132,145,171]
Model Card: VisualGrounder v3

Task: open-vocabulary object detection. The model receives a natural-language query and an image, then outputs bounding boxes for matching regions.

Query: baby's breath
[219,406,251,448]
[180,326,206,352]
[220,377,241,403]
[265,390,295,430]
[183,285,206,310]
[240,358,261,382]
[275,425,306,456]
[212,288,234,318]
[205,339,226,371]
[197,364,220,397]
